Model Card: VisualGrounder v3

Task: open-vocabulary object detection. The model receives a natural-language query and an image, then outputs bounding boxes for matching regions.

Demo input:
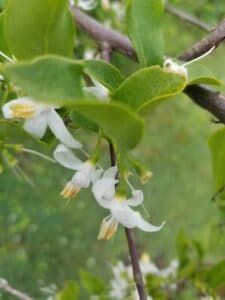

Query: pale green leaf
[5,0,75,59]
[84,60,124,91]
[127,0,164,67]
[187,63,222,86]
[113,66,186,112]
[71,101,144,150]
[3,55,83,105]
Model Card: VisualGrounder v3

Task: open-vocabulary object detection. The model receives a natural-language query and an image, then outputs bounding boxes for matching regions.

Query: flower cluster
[1,85,164,241]
[110,254,179,299]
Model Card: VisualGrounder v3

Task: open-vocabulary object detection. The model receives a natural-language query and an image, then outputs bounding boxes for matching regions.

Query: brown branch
[72,8,225,124]
[0,278,34,300]
[165,4,211,33]
[179,19,225,61]
[72,7,137,60]
[184,85,225,122]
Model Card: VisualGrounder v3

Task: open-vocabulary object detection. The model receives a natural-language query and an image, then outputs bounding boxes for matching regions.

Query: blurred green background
[0,0,225,299]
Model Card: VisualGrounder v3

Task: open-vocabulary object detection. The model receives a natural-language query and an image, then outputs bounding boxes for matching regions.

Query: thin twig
[0,278,35,300]
[165,4,211,32]
[71,7,225,124]
[179,18,225,61]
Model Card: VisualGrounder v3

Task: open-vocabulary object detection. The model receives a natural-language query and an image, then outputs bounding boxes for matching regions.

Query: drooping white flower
[92,169,165,240]
[2,97,81,149]
[54,144,101,199]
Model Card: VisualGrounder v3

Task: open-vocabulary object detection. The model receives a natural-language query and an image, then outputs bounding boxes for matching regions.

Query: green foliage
[127,0,164,67]
[3,55,83,105]
[187,63,222,86]
[0,12,10,56]
[84,60,124,91]
[71,101,144,150]
[56,281,79,300]
[4,0,75,59]
[113,66,186,112]
[208,127,225,208]
[80,270,108,295]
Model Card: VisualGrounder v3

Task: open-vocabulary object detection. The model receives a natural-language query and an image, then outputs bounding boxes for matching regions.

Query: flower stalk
[109,142,147,300]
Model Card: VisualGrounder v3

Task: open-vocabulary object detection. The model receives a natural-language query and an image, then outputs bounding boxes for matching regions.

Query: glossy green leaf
[113,66,186,112]
[5,0,75,59]
[187,63,222,86]
[127,0,164,67]
[71,101,144,149]
[84,60,124,91]
[0,11,11,56]
[3,55,83,105]
[208,127,225,205]
[56,281,79,300]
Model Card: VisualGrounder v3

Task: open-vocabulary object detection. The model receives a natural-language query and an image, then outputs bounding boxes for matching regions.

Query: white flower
[92,169,165,240]
[163,59,188,79]
[2,97,81,149]
[84,79,109,101]
[54,144,101,199]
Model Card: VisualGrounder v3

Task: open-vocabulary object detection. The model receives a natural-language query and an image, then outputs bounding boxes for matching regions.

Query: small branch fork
[71,7,225,124]
[0,278,34,300]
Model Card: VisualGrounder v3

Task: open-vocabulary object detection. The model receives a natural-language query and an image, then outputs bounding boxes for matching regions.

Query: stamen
[60,182,80,199]
[9,102,36,118]
[98,216,118,240]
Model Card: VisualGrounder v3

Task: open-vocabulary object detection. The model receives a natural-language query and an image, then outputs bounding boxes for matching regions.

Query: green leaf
[198,260,225,290]
[56,281,79,300]
[80,270,107,295]
[0,11,11,56]
[84,60,124,91]
[71,101,144,150]
[113,66,186,112]
[187,63,222,86]
[208,127,225,206]
[4,0,75,59]
[3,55,83,105]
[127,0,164,67]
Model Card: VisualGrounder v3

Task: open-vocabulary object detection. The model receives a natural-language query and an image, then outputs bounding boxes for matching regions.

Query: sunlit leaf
[5,0,75,59]
[113,66,186,112]
[3,55,83,105]
[127,0,164,67]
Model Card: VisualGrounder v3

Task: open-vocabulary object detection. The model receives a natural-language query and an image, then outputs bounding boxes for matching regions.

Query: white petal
[103,166,118,179]
[2,97,45,119]
[2,102,13,118]
[92,177,116,200]
[71,170,91,188]
[47,109,82,149]
[112,205,165,232]
[78,0,97,10]
[23,113,48,137]
[127,190,144,207]
[91,168,104,184]
[53,144,83,170]
[92,178,117,208]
